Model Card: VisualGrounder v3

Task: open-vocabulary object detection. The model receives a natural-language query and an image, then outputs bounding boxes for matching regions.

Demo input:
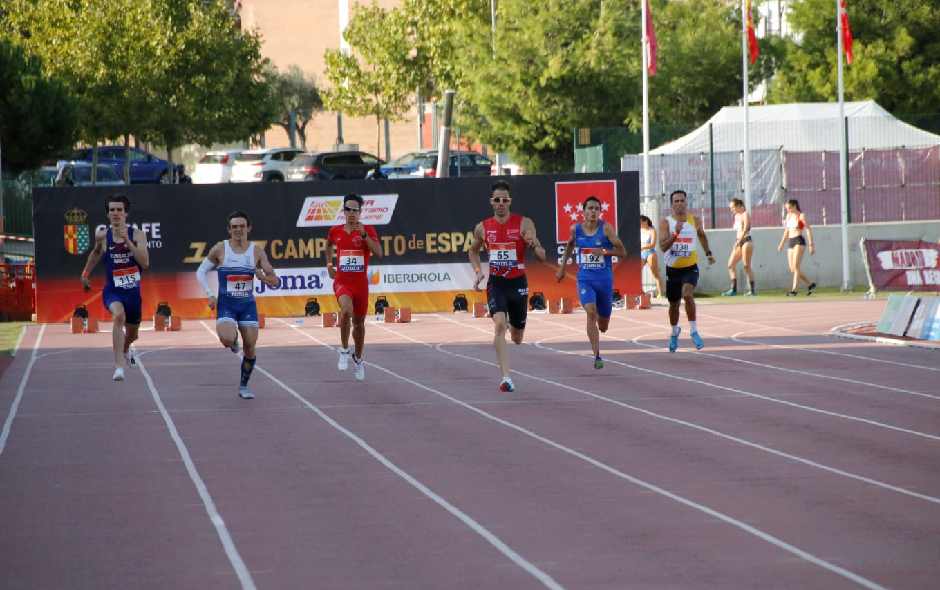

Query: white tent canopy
[652,100,940,154]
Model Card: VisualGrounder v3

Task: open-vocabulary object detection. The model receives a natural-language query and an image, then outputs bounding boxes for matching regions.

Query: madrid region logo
[64,208,91,255]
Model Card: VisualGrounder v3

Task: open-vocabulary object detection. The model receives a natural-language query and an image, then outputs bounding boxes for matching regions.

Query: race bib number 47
[112,266,141,289]
[339,249,365,272]
[226,274,254,297]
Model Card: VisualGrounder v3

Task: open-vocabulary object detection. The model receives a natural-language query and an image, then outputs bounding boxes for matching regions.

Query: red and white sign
[554,180,617,243]
[863,239,940,292]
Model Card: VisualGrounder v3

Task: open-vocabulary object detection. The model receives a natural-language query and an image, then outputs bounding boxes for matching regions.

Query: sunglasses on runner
[343,206,361,213]
[490,197,511,204]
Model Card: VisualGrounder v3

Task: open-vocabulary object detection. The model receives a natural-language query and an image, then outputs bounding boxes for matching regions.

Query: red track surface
[1,299,938,589]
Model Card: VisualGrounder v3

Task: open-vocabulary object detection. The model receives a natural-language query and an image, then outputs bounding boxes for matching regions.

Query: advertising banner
[861,238,940,293]
[33,173,640,322]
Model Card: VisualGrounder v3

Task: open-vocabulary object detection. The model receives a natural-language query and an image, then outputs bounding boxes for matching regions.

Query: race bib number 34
[112,266,141,289]
[226,274,254,297]
[339,249,365,272]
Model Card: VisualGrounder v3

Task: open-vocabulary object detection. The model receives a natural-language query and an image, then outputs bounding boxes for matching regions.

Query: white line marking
[293,321,887,590]
[0,324,45,457]
[136,356,256,590]
[10,324,27,358]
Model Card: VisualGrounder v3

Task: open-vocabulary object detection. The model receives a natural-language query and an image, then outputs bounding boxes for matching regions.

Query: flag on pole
[746,0,759,65]
[645,0,658,75]
[841,0,854,65]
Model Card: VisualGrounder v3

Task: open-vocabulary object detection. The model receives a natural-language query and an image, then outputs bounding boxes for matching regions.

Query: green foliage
[771,0,940,113]
[0,39,78,174]
[270,65,323,150]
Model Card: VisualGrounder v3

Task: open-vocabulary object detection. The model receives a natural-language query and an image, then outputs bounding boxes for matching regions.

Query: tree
[0,39,78,174]
[770,0,940,114]
[271,65,323,150]
[323,3,420,155]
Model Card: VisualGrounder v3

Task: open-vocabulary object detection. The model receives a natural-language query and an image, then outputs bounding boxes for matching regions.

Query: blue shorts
[217,296,259,327]
[577,277,613,318]
[641,249,653,262]
[103,289,142,325]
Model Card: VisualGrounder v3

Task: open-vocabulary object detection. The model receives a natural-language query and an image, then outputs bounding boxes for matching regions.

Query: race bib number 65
[489,242,517,267]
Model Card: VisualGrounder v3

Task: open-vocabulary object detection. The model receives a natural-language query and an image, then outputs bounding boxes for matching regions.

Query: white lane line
[307,321,887,590]
[208,319,564,589]
[610,314,939,400]
[135,356,256,590]
[440,314,940,442]
[385,320,940,505]
[10,324,27,358]
[697,311,940,372]
[256,359,565,590]
[0,324,46,458]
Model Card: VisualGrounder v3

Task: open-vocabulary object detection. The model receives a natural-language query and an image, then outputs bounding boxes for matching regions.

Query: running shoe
[238,385,255,400]
[126,346,137,367]
[353,355,365,381]
[668,328,680,353]
[745,290,756,297]
[337,348,350,371]
[112,367,125,381]
[807,282,817,296]
[690,331,705,350]
[593,356,604,370]
[498,377,515,392]
[230,332,241,354]
[786,290,798,296]
[721,288,737,297]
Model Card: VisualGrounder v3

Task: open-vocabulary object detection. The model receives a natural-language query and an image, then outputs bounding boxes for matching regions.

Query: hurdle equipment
[473,302,488,318]
[322,312,338,328]
[626,293,651,310]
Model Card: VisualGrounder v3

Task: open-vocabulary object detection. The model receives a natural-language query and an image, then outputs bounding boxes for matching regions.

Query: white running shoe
[112,367,125,381]
[229,332,241,354]
[126,346,137,368]
[337,348,350,371]
[238,385,255,399]
[353,355,365,381]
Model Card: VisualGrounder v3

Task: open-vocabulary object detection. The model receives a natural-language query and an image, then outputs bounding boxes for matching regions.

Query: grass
[0,322,27,357]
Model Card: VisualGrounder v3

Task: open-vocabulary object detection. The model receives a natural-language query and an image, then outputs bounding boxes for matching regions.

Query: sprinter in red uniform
[325,193,382,381]
[469,181,547,392]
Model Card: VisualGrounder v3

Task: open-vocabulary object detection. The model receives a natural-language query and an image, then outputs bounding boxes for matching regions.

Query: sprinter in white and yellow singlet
[658,190,715,353]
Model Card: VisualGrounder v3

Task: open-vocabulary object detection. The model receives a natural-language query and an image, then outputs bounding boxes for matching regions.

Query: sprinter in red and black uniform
[469,180,546,392]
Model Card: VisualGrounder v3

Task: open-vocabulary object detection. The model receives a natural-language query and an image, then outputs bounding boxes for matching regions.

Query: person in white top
[723,198,756,296]
[639,215,664,299]
[196,211,280,399]
[658,190,715,353]
[777,199,816,296]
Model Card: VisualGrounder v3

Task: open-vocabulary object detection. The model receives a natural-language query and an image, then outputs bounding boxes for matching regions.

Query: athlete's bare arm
[643,226,657,251]
[521,217,546,262]
[352,222,382,257]
[603,223,628,258]
[80,228,108,290]
[555,224,577,281]
[694,215,716,265]
[126,226,150,269]
[324,239,336,279]
[201,241,225,309]
[658,218,675,252]
[255,247,280,288]
[802,214,815,254]
[468,222,486,290]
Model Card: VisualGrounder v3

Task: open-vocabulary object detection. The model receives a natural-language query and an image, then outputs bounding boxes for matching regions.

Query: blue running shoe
[668,328,680,353]
[691,331,704,350]
[593,356,604,369]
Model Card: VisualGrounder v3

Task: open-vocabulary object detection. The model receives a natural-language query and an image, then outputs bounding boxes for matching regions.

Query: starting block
[626,293,652,310]
[258,314,266,329]
[153,314,167,331]
[169,316,182,331]
[70,316,98,334]
[473,302,489,318]
[382,307,412,323]
[322,312,338,328]
[384,306,398,323]
[549,298,574,314]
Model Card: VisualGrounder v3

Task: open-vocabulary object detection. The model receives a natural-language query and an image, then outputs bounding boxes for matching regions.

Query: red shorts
[333,281,369,317]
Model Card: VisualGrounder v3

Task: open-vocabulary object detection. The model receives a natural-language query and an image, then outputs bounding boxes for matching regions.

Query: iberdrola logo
[64,208,90,255]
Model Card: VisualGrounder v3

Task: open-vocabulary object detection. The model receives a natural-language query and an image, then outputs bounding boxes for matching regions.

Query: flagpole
[837,0,851,291]
[641,0,652,214]
[741,0,752,213]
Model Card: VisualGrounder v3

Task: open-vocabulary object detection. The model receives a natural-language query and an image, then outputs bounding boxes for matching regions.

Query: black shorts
[787,235,806,249]
[665,265,699,303]
[487,275,528,330]
[737,235,753,245]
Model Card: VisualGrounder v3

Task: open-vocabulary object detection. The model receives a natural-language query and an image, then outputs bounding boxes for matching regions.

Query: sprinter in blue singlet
[555,196,627,369]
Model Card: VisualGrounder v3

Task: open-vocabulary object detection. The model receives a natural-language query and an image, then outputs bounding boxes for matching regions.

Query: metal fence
[0,177,34,237]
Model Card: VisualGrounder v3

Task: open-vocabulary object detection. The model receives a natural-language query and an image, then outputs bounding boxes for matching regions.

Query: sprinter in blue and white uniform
[556,196,627,369]
[196,210,280,399]
[81,194,150,382]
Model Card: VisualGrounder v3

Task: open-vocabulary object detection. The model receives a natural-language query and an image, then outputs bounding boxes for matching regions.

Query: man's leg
[684,282,705,350]
[108,301,128,369]
[337,294,354,350]
[584,303,600,358]
[238,324,259,394]
[492,312,511,379]
[217,319,239,349]
[352,315,366,358]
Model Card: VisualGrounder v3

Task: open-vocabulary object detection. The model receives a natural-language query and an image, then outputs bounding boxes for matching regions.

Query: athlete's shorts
[217,296,259,327]
[577,277,614,318]
[787,235,806,249]
[103,289,142,325]
[487,275,528,330]
[334,280,369,317]
[665,264,699,303]
[641,248,654,262]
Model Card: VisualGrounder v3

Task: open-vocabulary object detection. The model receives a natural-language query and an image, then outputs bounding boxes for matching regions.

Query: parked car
[191,149,241,184]
[286,150,384,182]
[380,150,492,179]
[230,147,302,183]
[70,146,185,184]
[54,161,126,187]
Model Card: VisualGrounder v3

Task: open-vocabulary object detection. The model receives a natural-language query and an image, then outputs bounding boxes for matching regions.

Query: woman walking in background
[639,215,664,299]
[777,199,816,296]
[723,198,756,296]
